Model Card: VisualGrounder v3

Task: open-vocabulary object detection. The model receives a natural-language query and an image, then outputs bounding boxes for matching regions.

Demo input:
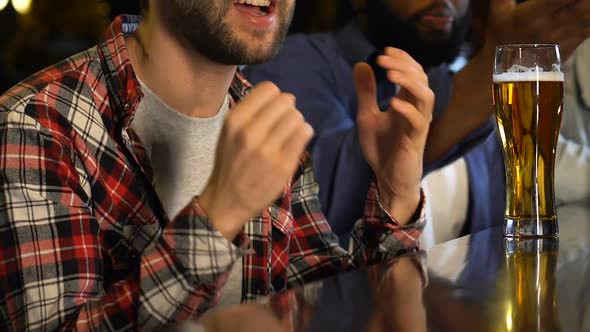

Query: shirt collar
[333,19,376,65]
[97,15,143,125]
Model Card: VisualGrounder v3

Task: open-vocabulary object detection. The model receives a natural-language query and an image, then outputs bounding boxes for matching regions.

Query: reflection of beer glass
[492,44,564,237]
[497,238,561,332]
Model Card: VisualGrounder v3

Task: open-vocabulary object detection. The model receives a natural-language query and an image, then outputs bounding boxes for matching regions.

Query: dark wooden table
[425,203,590,332]
[179,204,590,331]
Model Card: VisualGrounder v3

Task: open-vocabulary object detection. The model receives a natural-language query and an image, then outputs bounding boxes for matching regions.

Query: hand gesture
[354,48,434,224]
[200,82,314,240]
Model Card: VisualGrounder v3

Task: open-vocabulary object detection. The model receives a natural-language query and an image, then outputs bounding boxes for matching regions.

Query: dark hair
[140,0,149,11]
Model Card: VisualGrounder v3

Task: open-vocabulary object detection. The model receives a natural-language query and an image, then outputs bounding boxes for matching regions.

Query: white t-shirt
[420,158,470,250]
[132,80,243,307]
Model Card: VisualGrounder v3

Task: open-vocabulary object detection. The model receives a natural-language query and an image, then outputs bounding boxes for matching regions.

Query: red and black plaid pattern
[0,15,425,331]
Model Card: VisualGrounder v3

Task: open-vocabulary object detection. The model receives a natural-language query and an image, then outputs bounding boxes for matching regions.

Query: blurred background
[0,0,353,93]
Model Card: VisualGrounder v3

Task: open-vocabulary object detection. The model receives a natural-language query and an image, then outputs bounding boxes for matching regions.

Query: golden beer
[492,72,563,236]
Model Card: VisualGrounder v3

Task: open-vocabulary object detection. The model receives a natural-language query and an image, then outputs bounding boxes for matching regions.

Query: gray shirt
[132,80,243,307]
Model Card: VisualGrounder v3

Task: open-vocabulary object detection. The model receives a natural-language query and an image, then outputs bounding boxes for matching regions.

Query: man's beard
[365,1,471,69]
[158,0,293,65]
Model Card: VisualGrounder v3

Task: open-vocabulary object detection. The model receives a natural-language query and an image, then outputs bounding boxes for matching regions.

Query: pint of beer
[492,45,563,237]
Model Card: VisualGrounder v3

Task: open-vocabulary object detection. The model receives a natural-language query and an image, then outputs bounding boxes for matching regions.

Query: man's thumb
[353,62,378,115]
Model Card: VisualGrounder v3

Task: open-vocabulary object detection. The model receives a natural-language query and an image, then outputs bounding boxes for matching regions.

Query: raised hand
[354,47,434,225]
[199,82,314,240]
[483,0,590,60]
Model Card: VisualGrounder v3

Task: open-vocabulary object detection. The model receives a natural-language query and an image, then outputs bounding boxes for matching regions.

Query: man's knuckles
[250,81,281,98]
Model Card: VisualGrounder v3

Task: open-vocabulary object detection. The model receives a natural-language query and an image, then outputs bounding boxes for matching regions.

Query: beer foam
[493,71,564,82]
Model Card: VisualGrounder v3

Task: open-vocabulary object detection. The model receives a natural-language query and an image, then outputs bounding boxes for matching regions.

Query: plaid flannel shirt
[0,15,425,331]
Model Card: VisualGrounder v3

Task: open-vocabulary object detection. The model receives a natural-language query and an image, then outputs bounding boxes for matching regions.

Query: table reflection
[304,253,427,332]
[494,238,560,332]
[187,253,427,332]
[426,204,590,332]
[178,204,589,332]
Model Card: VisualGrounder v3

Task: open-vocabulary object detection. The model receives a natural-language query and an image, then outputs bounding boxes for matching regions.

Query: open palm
[354,48,434,221]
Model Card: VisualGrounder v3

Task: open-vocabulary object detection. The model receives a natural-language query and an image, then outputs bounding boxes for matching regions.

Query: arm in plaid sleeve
[286,156,426,285]
[0,110,243,330]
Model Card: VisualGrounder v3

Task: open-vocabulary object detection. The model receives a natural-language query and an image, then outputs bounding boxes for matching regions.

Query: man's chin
[417,30,453,45]
[238,55,276,65]
[236,39,283,65]
[208,48,278,66]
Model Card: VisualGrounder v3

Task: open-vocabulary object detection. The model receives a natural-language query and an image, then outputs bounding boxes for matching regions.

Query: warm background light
[11,0,31,14]
[0,0,9,11]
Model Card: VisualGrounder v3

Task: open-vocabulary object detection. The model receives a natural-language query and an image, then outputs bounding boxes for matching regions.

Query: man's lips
[234,4,269,16]
[233,0,277,28]
[417,3,456,32]
[233,0,275,16]
[420,15,454,31]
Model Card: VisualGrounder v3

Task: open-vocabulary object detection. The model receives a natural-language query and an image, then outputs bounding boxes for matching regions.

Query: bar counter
[180,204,590,332]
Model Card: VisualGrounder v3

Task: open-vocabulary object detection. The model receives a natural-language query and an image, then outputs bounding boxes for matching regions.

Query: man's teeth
[237,0,271,6]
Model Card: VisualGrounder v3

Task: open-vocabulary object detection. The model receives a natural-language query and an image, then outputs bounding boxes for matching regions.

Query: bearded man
[0,0,435,330]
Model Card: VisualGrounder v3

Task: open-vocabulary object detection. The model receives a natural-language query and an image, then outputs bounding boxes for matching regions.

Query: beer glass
[492,44,564,237]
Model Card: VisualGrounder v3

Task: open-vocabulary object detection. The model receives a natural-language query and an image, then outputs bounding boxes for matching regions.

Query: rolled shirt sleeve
[0,110,244,330]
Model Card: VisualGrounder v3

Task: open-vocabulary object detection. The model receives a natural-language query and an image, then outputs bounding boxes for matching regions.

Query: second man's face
[363,0,471,68]
[158,0,296,65]
[378,0,470,43]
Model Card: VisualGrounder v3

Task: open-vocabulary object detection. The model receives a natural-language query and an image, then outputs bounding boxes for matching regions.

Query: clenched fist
[199,82,314,241]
